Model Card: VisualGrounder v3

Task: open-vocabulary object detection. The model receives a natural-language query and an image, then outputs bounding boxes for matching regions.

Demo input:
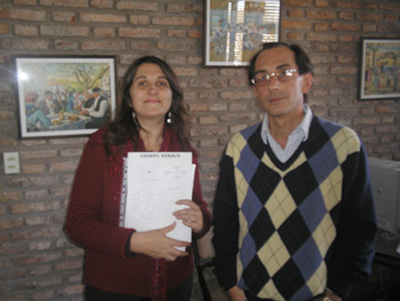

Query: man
[25,92,51,130]
[38,90,62,115]
[80,87,110,129]
[212,42,377,301]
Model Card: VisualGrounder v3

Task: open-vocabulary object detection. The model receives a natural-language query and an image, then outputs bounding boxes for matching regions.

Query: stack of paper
[122,152,195,246]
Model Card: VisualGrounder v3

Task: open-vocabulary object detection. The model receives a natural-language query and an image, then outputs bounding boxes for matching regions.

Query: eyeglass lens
[252,69,297,86]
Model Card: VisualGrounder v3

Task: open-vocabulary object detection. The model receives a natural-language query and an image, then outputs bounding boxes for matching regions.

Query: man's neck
[268,110,305,149]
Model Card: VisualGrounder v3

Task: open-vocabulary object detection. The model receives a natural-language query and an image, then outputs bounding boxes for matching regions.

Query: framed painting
[204,0,281,67]
[359,38,400,100]
[15,55,117,138]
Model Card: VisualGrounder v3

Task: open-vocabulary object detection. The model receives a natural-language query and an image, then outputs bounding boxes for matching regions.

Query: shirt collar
[261,104,313,144]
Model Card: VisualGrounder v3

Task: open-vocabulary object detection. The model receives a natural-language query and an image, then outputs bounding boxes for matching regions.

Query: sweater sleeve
[327,142,378,297]
[212,152,240,291]
[65,133,134,259]
[191,151,212,239]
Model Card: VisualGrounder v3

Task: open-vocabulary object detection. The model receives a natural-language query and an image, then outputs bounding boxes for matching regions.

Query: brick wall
[0,0,399,300]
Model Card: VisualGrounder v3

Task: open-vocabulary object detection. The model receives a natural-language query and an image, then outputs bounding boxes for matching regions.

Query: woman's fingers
[173,200,203,233]
[130,223,190,260]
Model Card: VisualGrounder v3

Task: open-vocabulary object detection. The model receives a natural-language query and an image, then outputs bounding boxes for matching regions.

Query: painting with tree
[15,56,116,138]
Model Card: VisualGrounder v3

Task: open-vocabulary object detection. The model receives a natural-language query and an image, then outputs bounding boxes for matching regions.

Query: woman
[65,56,212,301]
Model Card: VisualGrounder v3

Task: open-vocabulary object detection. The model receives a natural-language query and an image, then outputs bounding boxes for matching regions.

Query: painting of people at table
[16,57,115,137]
[23,87,112,133]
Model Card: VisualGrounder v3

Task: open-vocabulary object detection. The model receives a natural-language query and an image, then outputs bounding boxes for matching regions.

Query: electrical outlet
[3,152,20,174]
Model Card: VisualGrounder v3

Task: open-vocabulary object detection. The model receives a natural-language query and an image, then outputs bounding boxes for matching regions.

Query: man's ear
[302,73,313,94]
[253,85,260,101]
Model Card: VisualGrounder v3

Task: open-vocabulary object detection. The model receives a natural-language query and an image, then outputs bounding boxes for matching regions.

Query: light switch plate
[3,152,20,174]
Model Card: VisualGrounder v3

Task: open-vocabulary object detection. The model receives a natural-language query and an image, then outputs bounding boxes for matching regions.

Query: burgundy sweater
[65,125,212,299]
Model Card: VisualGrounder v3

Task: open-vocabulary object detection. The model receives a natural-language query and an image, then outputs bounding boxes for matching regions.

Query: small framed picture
[15,55,117,138]
[359,38,400,100]
[204,0,281,67]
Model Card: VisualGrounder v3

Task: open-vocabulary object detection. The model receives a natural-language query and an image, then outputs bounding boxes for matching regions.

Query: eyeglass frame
[250,68,299,86]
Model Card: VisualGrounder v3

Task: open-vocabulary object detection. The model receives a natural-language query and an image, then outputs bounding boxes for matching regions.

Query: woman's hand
[173,199,203,234]
[129,222,190,261]
[228,286,246,301]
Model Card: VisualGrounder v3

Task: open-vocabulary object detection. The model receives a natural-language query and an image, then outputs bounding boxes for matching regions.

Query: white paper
[123,152,195,247]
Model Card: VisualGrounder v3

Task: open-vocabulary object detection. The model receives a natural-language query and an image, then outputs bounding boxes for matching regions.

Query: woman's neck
[138,118,165,152]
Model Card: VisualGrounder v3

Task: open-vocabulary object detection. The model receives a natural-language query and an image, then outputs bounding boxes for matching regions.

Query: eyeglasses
[251,68,298,87]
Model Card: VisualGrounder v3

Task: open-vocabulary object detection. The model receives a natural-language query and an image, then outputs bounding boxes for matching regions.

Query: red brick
[0,218,24,230]
[12,228,60,242]
[306,11,337,20]
[32,289,55,300]
[119,27,160,38]
[307,33,336,42]
[334,1,361,9]
[58,284,84,296]
[166,3,202,13]
[91,0,113,9]
[82,41,125,50]
[379,3,400,12]
[285,0,312,7]
[14,24,38,36]
[0,23,9,33]
[56,260,84,271]
[287,9,304,18]
[129,41,152,50]
[13,0,37,4]
[188,103,208,112]
[28,240,52,251]
[0,8,45,21]
[129,15,150,25]
[116,1,158,12]
[54,40,78,50]
[364,22,378,31]
[0,191,22,202]
[173,67,198,76]
[356,12,383,22]
[80,12,126,23]
[286,32,305,41]
[10,201,61,214]
[94,27,115,37]
[152,16,195,26]
[188,30,202,39]
[41,0,88,7]
[331,23,360,32]
[315,0,328,8]
[338,35,354,43]
[40,25,89,36]
[12,39,50,49]
[51,11,76,22]
[281,19,312,30]
[220,90,253,100]
[339,12,354,21]
[199,115,218,125]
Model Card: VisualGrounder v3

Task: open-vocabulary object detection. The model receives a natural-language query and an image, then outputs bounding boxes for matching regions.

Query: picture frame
[15,55,117,138]
[359,38,400,100]
[204,0,281,67]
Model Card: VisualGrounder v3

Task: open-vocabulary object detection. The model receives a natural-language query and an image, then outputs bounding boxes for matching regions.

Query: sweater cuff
[125,231,137,258]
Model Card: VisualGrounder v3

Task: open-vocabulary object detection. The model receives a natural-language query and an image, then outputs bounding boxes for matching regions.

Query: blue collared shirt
[261,105,313,163]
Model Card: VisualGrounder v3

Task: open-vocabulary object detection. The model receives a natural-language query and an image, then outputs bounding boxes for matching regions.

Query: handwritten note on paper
[123,152,195,246]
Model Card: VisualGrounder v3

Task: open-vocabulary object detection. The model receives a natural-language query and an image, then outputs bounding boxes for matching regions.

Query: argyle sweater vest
[226,116,361,301]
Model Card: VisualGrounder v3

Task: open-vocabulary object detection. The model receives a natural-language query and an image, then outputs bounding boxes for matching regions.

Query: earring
[132,111,139,127]
[166,111,172,124]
